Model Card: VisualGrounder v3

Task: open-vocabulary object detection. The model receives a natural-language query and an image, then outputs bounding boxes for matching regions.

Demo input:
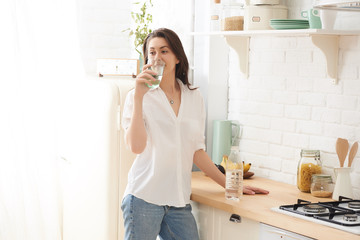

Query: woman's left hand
[243,186,269,195]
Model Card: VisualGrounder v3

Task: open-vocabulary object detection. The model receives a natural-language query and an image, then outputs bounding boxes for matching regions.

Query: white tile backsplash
[226,0,360,196]
[228,34,360,197]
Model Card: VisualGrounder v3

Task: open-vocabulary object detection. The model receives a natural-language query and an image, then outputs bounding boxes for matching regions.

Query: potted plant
[124,0,153,69]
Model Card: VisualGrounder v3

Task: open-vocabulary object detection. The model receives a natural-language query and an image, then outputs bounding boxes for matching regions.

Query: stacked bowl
[270,19,310,29]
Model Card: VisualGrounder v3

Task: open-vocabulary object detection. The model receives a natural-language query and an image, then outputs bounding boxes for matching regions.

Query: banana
[243,162,251,173]
[220,155,228,169]
[222,155,243,170]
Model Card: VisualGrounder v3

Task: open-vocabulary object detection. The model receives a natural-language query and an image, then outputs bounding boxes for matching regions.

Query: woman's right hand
[134,63,157,99]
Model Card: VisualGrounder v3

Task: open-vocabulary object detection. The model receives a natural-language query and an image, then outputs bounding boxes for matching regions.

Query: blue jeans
[121,194,199,240]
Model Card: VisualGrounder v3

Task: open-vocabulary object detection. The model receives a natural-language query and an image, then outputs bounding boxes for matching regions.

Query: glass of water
[146,58,165,89]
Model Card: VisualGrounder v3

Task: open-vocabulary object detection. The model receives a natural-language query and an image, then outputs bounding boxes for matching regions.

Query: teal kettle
[211,120,241,164]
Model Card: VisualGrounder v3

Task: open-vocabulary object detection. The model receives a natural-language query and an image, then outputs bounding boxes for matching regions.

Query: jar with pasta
[297,149,321,193]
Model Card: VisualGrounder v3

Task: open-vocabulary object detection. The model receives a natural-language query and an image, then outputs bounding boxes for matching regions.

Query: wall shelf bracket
[311,35,339,84]
[189,30,359,83]
[224,36,250,78]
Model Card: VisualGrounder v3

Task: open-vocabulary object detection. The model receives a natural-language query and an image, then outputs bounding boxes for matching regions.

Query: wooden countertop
[191,172,358,240]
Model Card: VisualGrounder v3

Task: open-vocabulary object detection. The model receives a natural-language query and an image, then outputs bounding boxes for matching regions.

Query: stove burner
[303,204,326,213]
[348,201,360,209]
[343,214,358,222]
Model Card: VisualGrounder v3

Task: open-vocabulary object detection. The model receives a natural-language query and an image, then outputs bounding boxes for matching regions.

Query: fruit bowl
[215,164,254,179]
[244,171,254,179]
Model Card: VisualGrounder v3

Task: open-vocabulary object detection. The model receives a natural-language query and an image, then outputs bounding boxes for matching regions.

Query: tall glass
[146,58,165,89]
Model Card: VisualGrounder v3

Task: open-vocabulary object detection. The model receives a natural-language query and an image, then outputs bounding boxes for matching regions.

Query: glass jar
[221,3,244,31]
[310,174,334,198]
[297,149,321,193]
[210,3,222,31]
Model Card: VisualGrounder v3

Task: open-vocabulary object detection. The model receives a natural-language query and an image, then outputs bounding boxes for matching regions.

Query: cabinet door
[191,201,215,240]
[259,224,314,240]
[213,208,260,240]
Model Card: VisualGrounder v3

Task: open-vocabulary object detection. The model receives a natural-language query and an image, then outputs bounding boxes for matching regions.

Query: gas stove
[272,196,360,235]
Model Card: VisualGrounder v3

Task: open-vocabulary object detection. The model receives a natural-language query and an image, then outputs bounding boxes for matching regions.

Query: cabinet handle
[229,214,241,223]
[267,230,306,240]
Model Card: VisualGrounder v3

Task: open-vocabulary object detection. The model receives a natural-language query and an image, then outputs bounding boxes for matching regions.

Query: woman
[121,28,269,240]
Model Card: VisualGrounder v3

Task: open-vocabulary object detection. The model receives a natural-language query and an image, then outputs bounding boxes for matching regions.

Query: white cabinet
[191,201,260,240]
[213,207,260,240]
[191,202,314,240]
[191,202,216,240]
[259,224,314,240]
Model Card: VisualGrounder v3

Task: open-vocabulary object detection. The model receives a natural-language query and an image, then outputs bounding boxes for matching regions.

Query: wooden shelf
[191,29,360,36]
[191,29,360,84]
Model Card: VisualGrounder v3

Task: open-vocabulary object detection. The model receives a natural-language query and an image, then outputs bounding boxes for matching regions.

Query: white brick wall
[77,0,194,75]
[78,0,360,198]
[228,35,360,198]
[76,0,132,74]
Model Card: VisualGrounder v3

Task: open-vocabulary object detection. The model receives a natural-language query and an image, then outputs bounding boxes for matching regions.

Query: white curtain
[0,0,84,239]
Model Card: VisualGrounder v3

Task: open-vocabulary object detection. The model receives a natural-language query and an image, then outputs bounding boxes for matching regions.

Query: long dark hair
[143,28,195,90]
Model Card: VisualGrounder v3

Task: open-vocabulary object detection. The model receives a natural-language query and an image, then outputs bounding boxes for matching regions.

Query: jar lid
[311,174,332,182]
[301,149,320,157]
[231,145,240,150]
[222,0,244,6]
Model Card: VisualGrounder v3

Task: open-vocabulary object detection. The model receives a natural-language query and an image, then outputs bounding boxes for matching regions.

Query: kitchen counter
[191,171,358,240]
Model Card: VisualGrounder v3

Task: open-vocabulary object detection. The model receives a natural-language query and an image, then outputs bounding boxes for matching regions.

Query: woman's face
[148,37,179,74]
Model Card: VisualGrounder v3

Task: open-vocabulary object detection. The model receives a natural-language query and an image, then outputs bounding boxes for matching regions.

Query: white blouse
[122,79,206,207]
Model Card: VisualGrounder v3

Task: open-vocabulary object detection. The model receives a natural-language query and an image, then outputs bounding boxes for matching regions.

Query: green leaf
[122,0,153,53]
